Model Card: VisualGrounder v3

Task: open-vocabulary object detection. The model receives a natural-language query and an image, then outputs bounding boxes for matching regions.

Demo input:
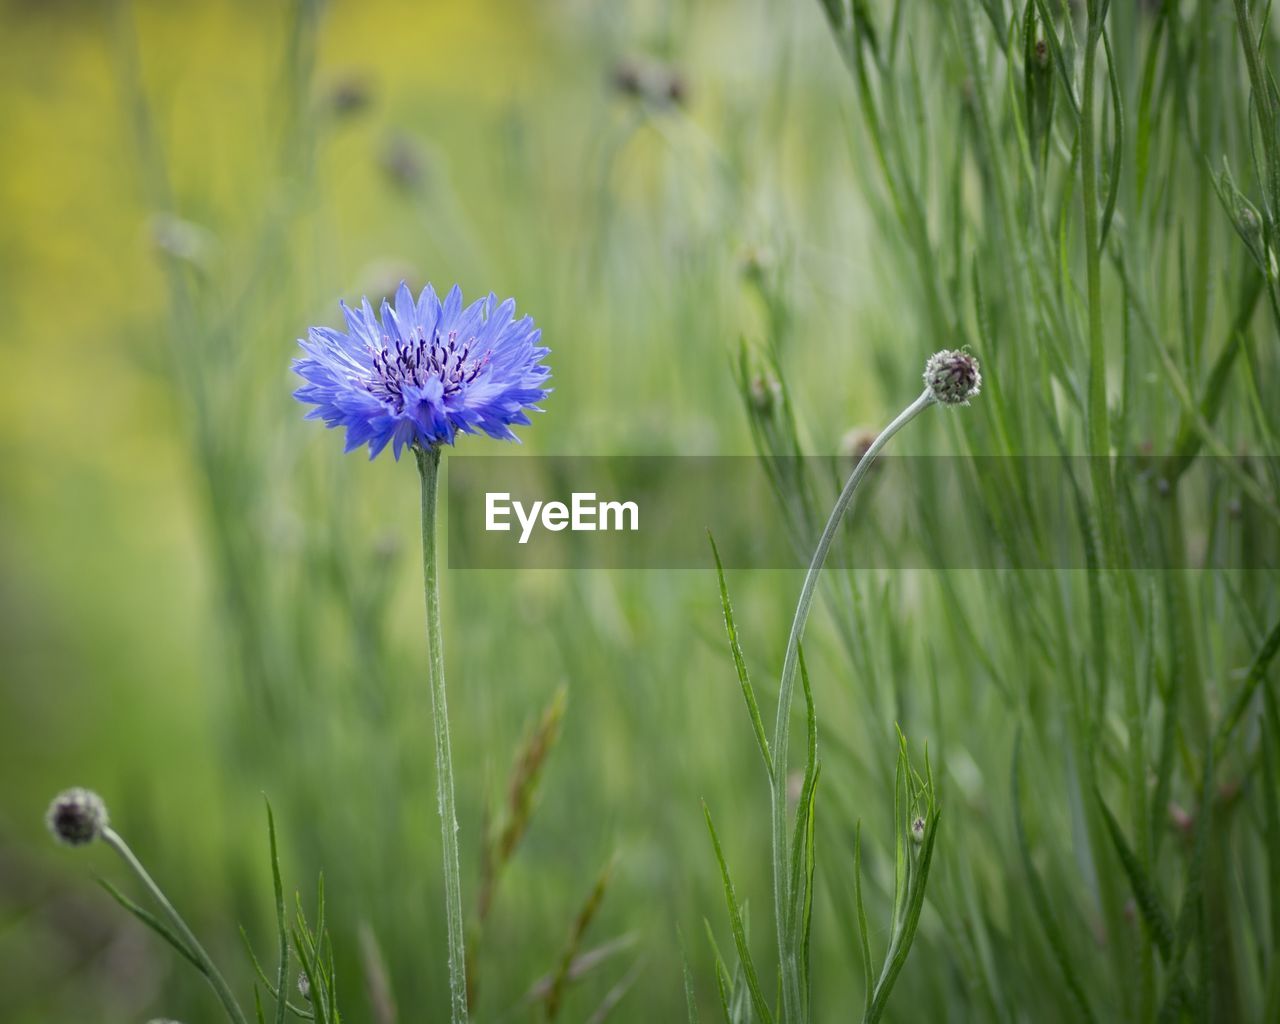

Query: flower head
[46,788,108,846]
[910,815,927,844]
[293,283,550,459]
[923,349,981,406]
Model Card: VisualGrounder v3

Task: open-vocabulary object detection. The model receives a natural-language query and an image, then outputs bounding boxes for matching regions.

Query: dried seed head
[924,349,982,406]
[910,815,927,844]
[46,788,108,847]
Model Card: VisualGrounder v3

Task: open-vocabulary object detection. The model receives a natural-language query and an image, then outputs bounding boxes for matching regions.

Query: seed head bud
[924,349,981,406]
[748,374,781,417]
[46,788,109,847]
[325,74,373,118]
[1238,205,1262,243]
[910,815,927,844]
[839,426,878,461]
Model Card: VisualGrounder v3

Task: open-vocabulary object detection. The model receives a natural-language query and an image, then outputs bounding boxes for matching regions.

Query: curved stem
[415,443,470,1024]
[101,826,249,1024]
[770,388,934,1019]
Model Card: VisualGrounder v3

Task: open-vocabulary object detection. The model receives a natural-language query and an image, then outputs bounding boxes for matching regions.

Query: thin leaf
[709,531,774,779]
[702,802,775,1024]
[96,876,206,976]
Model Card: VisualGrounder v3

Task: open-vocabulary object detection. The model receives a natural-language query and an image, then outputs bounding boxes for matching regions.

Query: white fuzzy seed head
[46,788,109,847]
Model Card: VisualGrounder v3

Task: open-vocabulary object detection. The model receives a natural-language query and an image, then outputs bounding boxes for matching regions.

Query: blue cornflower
[293,282,550,458]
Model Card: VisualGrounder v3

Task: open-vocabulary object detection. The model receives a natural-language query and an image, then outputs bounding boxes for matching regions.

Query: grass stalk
[770,388,934,1019]
[101,827,250,1024]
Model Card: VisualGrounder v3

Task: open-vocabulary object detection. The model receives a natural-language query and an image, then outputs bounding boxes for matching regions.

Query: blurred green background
[0,1,890,1020]
[3,0,1279,1022]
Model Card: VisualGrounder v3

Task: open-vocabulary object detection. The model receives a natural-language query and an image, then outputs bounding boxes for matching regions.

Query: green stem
[1080,3,1117,563]
[101,827,249,1024]
[770,389,934,1020]
[415,443,470,1024]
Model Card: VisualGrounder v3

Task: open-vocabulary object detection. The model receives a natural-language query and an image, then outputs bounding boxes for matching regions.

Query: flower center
[365,328,490,411]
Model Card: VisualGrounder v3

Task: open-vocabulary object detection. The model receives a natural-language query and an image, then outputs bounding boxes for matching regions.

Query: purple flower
[293,283,550,459]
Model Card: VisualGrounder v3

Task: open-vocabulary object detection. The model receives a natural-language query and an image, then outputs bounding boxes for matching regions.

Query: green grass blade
[265,800,289,1024]
[853,822,873,1018]
[1213,614,1280,764]
[1012,736,1099,1023]
[709,531,774,780]
[1093,787,1173,959]
[702,802,775,1024]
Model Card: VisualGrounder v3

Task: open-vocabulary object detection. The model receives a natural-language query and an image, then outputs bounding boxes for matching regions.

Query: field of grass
[2,0,1279,1021]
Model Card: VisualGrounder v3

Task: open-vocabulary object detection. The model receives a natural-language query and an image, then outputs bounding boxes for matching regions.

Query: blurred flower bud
[738,245,774,286]
[1168,801,1193,837]
[748,374,781,417]
[665,71,689,107]
[1033,39,1049,70]
[924,349,982,405]
[839,426,878,464]
[609,57,688,109]
[324,73,373,119]
[610,59,645,99]
[298,973,311,1002]
[379,132,431,193]
[910,815,926,844]
[46,788,108,846]
[148,214,215,268]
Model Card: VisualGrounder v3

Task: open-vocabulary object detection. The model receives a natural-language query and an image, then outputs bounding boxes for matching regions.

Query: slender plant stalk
[1080,0,1119,567]
[101,826,249,1024]
[770,388,935,1019]
[415,443,469,1024]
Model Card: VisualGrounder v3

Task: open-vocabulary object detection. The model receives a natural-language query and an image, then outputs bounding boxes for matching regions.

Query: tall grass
[3,0,1278,1021]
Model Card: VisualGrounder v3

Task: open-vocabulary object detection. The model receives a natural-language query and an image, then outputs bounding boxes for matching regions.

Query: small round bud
[923,349,981,406]
[910,815,927,844]
[609,59,645,99]
[839,427,878,464]
[324,74,373,119]
[1239,206,1261,241]
[379,132,430,193]
[298,973,312,1002]
[748,374,781,417]
[46,788,108,846]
